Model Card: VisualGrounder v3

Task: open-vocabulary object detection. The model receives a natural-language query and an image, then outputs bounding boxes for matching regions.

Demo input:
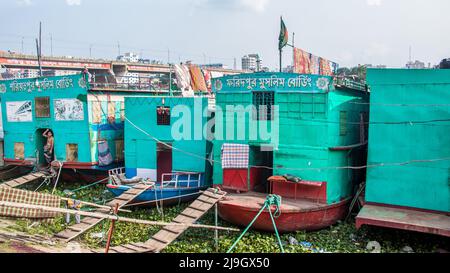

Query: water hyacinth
[8,181,450,253]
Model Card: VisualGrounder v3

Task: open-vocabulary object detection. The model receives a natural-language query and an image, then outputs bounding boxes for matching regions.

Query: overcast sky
[1,0,449,69]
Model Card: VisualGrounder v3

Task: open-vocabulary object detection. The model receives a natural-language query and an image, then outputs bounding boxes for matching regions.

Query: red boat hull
[218,192,351,233]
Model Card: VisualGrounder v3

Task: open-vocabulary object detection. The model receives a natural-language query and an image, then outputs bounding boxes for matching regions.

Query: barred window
[340,111,348,136]
[253,91,274,120]
[35,97,50,118]
[156,106,171,125]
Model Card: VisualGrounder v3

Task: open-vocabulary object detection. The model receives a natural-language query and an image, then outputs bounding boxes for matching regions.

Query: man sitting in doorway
[42,129,54,166]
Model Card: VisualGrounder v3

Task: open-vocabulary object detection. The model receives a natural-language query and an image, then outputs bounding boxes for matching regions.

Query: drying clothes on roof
[174,64,194,97]
[202,69,212,92]
[221,143,249,169]
[293,47,311,74]
[310,54,320,75]
[189,65,208,92]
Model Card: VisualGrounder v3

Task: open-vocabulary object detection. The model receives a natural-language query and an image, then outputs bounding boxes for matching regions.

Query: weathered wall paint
[212,72,369,204]
[366,69,450,212]
[124,96,212,182]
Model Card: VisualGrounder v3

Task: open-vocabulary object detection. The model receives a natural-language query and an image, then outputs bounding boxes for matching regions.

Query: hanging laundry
[174,64,194,97]
[189,65,208,92]
[221,143,249,169]
[293,47,311,74]
[319,57,333,76]
[310,54,320,75]
[202,69,212,93]
[98,140,113,166]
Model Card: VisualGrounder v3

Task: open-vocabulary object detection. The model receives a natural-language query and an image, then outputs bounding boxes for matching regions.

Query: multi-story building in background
[242,54,261,72]
[406,60,426,69]
[117,52,139,63]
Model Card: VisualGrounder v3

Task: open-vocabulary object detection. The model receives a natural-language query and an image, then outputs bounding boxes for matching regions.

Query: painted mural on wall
[54,99,84,121]
[6,101,32,122]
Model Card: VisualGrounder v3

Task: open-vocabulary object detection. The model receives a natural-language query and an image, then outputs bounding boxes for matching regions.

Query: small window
[253,91,274,120]
[340,111,348,136]
[156,106,171,125]
[66,144,78,162]
[92,101,102,123]
[35,97,50,118]
[115,139,124,161]
[14,142,25,160]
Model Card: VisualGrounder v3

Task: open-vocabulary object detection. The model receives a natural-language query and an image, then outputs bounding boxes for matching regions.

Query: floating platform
[356,204,450,237]
[218,192,350,233]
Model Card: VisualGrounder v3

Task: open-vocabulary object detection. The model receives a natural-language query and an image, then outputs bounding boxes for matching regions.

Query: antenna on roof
[36,21,43,77]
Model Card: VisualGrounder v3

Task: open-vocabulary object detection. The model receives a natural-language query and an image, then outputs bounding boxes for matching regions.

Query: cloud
[16,0,33,7]
[366,0,382,6]
[364,43,390,58]
[238,0,270,13]
[191,0,271,13]
[66,0,82,6]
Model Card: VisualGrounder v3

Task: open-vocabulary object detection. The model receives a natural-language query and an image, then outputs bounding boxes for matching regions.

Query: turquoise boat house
[0,73,139,182]
[122,96,212,184]
[357,69,450,237]
[213,73,369,204]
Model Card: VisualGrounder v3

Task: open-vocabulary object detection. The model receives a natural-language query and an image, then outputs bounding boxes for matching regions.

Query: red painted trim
[52,161,98,170]
[3,159,34,166]
[106,184,118,189]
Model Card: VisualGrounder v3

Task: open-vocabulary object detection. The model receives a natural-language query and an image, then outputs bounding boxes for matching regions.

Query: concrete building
[117,52,140,63]
[406,60,425,69]
[242,54,261,72]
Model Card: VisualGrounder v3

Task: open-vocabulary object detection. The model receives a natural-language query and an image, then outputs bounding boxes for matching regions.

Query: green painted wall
[366,69,450,212]
[0,74,92,164]
[212,73,369,204]
[124,96,212,179]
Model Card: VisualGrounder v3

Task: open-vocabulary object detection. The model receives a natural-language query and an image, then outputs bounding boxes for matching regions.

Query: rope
[227,194,284,253]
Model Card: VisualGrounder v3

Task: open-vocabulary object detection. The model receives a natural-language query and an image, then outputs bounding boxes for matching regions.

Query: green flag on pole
[278,17,288,50]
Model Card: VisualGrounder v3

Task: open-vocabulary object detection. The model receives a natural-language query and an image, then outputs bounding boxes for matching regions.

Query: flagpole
[279,48,282,72]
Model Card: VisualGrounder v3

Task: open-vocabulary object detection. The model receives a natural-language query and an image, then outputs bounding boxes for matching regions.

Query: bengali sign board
[212,73,332,93]
[0,74,88,94]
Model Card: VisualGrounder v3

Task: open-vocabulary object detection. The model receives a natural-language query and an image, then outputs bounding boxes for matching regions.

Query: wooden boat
[106,168,208,206]
[219,192,350,232]
[211,72,369,232]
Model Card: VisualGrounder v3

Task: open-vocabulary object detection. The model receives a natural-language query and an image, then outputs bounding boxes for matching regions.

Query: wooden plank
[181,208,205,218]
[104,188,227,253]
[173,214,197,224]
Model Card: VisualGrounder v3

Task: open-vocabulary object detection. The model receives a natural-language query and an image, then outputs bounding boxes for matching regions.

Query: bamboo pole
[60,197,131,213]
[0,201,240,232]
[105,203,119,253]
